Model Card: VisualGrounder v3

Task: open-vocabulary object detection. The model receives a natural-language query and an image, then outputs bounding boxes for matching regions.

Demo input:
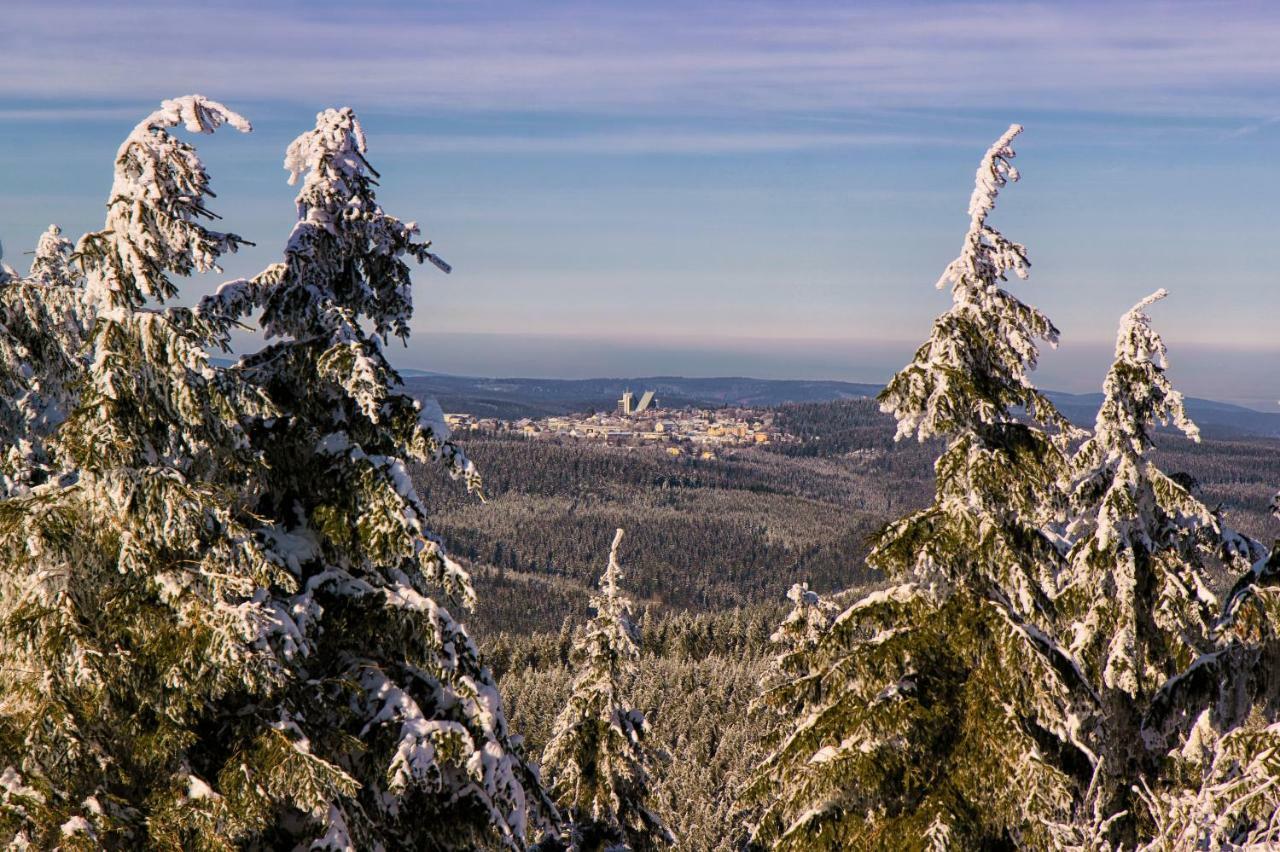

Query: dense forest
[411,398,1280,847]
[416,399,1280,639]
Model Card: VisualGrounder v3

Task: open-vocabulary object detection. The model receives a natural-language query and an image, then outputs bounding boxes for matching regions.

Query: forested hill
[398,371,1280,438]
[415,398,1280,850]
[414,398,1280,640]
[400,373,882,418]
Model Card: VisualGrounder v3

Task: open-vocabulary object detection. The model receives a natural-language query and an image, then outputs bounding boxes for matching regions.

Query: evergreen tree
[0,225,87,495]
[1130,489,1280,846]
[29,225,80,288]
[0,98,554,850]
[0,95,295,848]
[743,125,1098,849]
[196,105,556,849]
[1052,290,1262,845]
[540,529,672,851]
[738,582,838,843]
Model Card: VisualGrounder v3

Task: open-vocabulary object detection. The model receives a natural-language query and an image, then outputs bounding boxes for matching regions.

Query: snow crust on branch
[79,95,251,314]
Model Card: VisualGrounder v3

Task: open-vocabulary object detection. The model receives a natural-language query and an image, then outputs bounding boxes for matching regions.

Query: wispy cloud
[374,128,959,155]
[0,106,141,122]
[4,0,1280,374]
[1227,114,1280,138]
[3,0,1280,123]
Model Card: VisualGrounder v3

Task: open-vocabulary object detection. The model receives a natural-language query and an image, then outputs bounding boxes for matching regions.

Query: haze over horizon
[384,331,1280,413]
[4,0,1279,408]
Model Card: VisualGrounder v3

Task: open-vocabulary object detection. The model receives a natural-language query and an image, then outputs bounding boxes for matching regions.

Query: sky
[2,0,1278,407]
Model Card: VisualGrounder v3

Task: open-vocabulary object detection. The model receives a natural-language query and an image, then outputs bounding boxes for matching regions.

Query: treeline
[493,605,785,852]
[483,602,789,679]
[421,401,1280,639]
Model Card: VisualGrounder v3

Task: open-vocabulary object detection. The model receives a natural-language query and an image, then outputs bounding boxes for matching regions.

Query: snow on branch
[878,124,1071,444]
[936,123,1029,295]
[1106,288,1199,446]
[78,95,251,313]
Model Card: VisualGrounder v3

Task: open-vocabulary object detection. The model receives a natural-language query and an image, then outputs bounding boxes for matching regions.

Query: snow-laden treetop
[80,95,251,313]
[29,225,78,287]
[1095,288,1199,456]
[939,123,1028,293]
[601,527,627,603]
[204,107,448,348]
[880,123,1070,442]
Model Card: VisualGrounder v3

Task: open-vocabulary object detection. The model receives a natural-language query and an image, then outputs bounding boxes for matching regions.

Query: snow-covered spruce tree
[196,106,556,849]
[1143,532,1280,845]
[0,96,314,847]
[1127,482,1280,845]
[736,582,838,840]
[744,125,1100,849]
[539,529,672,851]
[0,225,88,495]
[29,225,80,288]
[1132,709,1280,849]
[1051,290,1262,845]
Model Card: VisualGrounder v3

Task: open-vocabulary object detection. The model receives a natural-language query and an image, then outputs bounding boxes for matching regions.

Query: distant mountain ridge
[1043,390,1280,439]
[396,373,1280,439]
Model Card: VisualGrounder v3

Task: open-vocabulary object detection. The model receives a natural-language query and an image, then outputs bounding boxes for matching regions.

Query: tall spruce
[1053,290,1262,845]
[196,105,556,849]
[0,95,296,848]
[0,225,87,495]
[1049,292,1280,848]
[540,529,672,851]
[743,125,1099,849]
[737,582,838,842]
[0,98,555,850]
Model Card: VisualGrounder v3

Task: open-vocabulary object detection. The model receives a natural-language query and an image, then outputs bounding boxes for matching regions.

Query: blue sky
[2,1,1279,406]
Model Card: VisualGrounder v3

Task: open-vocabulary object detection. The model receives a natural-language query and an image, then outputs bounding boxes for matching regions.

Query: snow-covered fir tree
[737,582,838,842]
[1128,495,1280,846]
[194,105,556,849]
[0,97,554,850]
[28,225,79,288]
[0,225,88,495]
[771,583,840,661]
[0,95,296,848]
[1052,289,1263,845]
[743,125,1099,849]
[540,529,672,851]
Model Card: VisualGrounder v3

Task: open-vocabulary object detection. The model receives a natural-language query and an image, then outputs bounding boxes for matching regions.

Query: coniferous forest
[3,100,1280,852]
